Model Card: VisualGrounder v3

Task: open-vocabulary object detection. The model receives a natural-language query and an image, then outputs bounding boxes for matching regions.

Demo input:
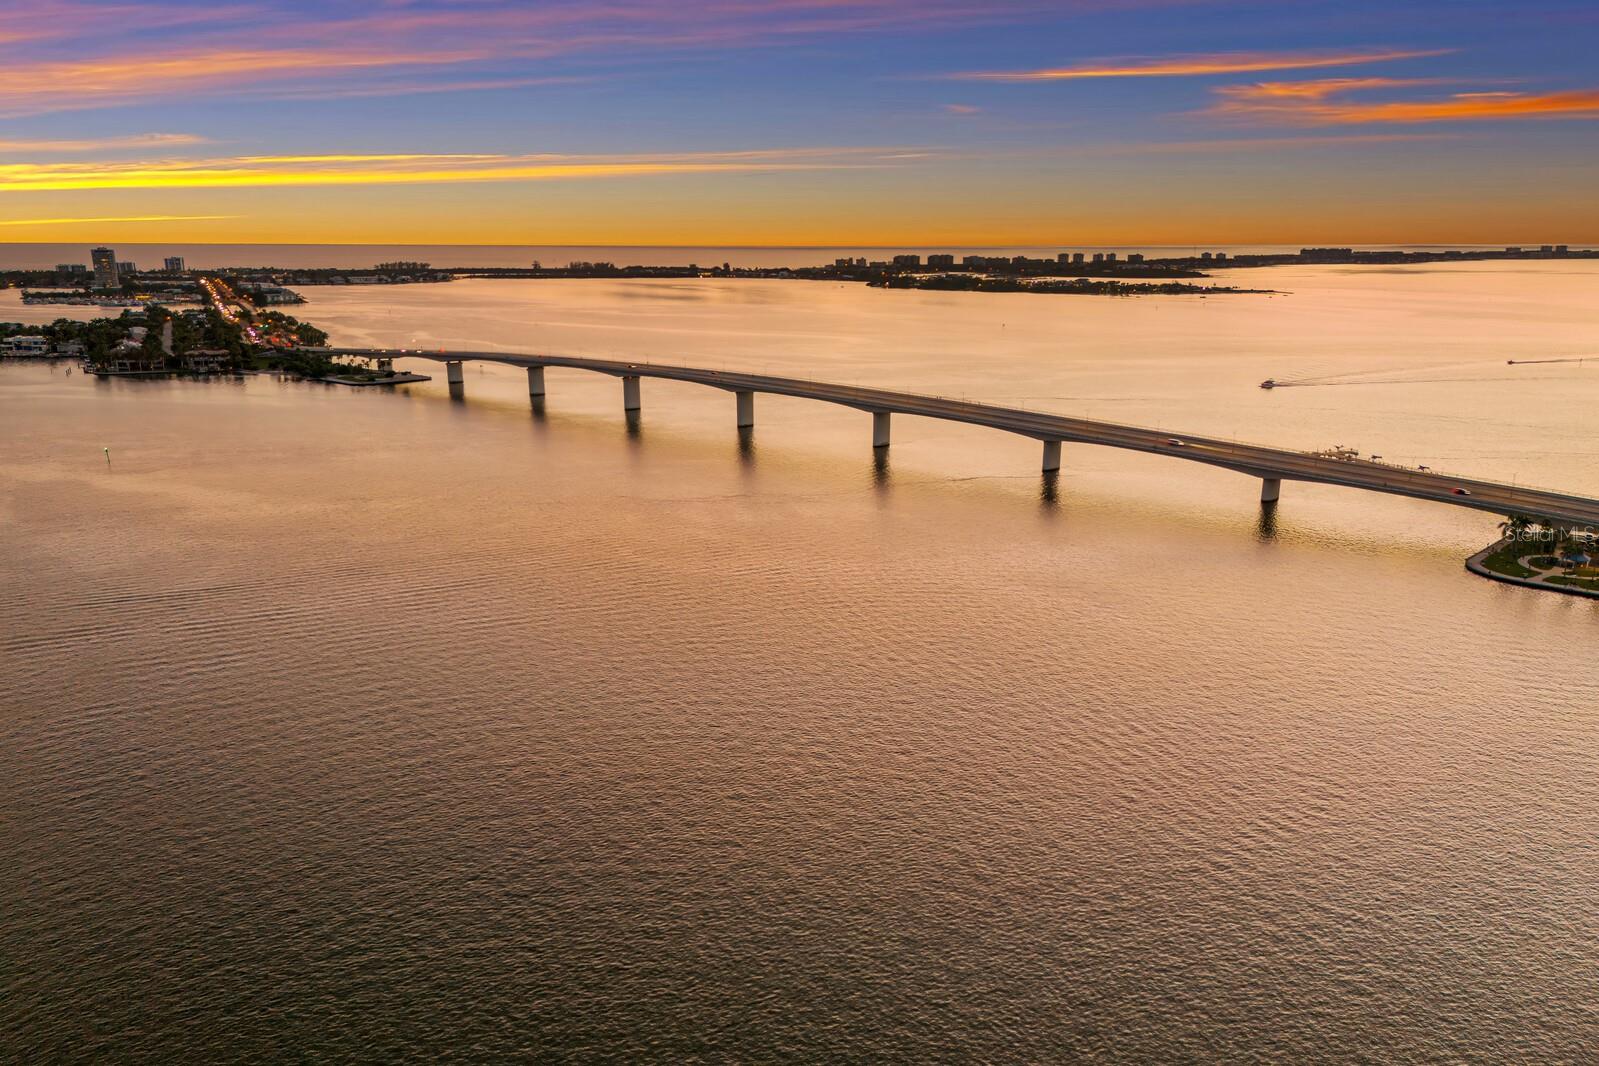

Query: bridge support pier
[736,391,754,428]
[872,411,891,449]
[623,375,641,412]
[1042,440,1062,473]
[527,366,545,397]
[1261,478,1281,503]
[446,360,464,386]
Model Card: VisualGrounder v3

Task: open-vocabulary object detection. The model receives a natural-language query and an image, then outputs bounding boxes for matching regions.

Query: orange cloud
[1210,79,1599,124]
[0,147,926,192]
[1214,77,1437,101]
[1319,89,1599,123]
[952,47,1452,80]
[0,47,491,112]
[0,133,208,153]
[1086,132,1460,154]
[0,214,237,226]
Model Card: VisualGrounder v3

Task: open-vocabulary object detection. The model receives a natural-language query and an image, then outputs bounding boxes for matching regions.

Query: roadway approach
[316,347,1599,528]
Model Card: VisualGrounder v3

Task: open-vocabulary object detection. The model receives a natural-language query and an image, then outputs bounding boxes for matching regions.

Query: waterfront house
[182,349,231,373]
[110,355,167,373]
[2,335,49,357]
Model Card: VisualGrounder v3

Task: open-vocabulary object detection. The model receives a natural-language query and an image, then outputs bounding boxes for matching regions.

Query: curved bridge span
[319,347,1599,527]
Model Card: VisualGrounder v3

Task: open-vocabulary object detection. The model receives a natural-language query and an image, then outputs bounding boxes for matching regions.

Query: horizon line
[1,240,1592,250]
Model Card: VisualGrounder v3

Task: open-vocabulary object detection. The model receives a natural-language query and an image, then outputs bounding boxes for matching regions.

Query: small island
[1469,516,1599,597]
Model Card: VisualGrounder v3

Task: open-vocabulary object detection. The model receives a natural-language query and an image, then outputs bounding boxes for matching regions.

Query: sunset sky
[1,0,1596,245]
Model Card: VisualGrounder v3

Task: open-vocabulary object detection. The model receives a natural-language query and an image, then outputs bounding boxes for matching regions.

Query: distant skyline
[1,0,1596,245]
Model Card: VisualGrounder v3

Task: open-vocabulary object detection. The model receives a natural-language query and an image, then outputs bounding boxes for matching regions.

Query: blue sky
[0,0,1595,244]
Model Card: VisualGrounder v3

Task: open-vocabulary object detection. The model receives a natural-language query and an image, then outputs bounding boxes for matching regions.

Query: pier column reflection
[1256,499,1279,540]
[1040,469,1060,506]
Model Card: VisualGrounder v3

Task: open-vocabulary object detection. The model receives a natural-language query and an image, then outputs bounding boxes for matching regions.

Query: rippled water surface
[4,264,1599,1061]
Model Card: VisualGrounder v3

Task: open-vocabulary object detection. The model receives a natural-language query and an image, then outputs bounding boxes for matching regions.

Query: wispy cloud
[0,0,1065,114]
[1087,132,1461,153]
[0,214,238,225]
[951,47,1452,81]
[260,76,591,101]
[0,147,929,192]
[0,132,208,153]
[0,2,259,45]
[942,103,981,114]
[1208,78,1599,124]
[1214,77,1443,101]
[0,47,493,115]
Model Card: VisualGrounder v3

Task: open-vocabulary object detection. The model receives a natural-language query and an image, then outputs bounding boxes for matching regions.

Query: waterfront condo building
[90,247,119,290]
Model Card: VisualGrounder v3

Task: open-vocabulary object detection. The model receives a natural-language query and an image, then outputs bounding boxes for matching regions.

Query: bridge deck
[322,348,1599,527]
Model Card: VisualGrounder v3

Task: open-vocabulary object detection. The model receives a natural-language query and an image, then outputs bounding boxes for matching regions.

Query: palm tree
[1542,524,1570,563]
[1499,513,1534,545]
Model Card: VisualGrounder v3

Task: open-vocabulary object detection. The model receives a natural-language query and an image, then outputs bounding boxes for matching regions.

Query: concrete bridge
[320,347,1599,528]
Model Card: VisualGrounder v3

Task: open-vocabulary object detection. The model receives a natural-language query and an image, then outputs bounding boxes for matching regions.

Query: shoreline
[1466,538,1599,599]
[317,372,432,386]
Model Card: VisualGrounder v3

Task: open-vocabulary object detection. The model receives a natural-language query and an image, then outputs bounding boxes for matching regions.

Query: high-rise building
[56,263,88,274]
[164,256,186,272]
[120,262,138,275]
[90,247,120,289]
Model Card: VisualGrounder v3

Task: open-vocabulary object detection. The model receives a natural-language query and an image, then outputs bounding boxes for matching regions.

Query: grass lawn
[1480,541,1537,579]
